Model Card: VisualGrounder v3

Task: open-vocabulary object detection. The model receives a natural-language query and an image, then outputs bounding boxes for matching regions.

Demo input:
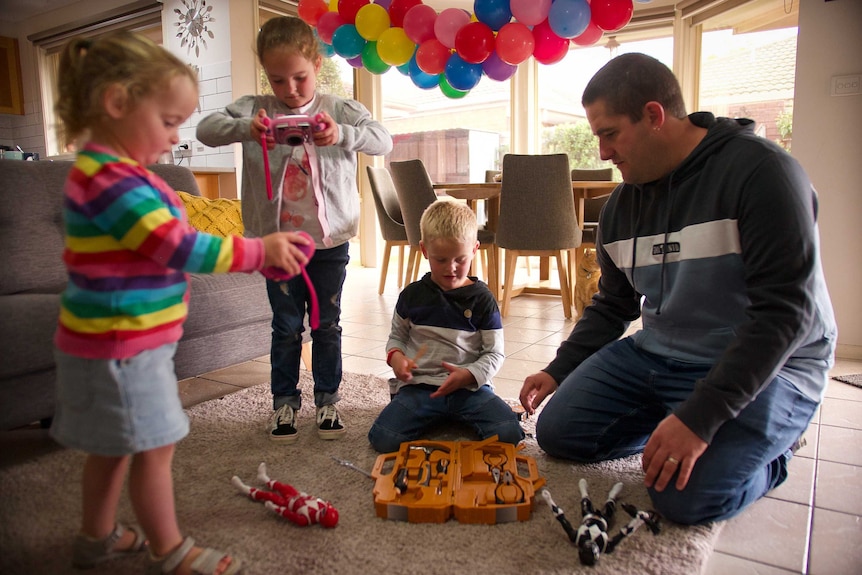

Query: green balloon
[439,76,469,99]
[362,42,391,75]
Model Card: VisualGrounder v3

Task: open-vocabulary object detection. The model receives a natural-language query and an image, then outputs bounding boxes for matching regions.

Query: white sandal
[72,522,147,568]
[148,536,243,575]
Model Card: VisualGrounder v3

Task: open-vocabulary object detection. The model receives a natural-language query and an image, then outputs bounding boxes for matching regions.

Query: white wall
[793,0,862,359]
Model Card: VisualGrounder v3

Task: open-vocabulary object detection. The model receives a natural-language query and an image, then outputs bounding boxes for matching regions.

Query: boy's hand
[311,111,339,147]
[390,351,417,382]
[261,231,310,277]
[252,109,275,150]
[430,362,476,398]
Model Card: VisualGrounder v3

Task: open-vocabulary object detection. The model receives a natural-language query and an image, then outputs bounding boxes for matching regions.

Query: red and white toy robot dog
[231,462,338,528]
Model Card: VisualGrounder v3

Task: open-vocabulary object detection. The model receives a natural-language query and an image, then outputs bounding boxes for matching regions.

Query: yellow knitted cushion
[176,191,244,237]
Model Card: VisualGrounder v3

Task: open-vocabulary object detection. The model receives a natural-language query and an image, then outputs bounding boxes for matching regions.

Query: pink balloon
[317,11,347,44]
[572,20,603,46]
[434,8,471,49]
[495,22,534,65]
[590,0,634,33]
[454,21,495,64]
[415,38,451,75]
[403,4,438,44]
[510,0,552,27]
[532,19,569,65]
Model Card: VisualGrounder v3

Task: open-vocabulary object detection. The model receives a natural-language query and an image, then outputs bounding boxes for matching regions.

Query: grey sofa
[0,160,273,430]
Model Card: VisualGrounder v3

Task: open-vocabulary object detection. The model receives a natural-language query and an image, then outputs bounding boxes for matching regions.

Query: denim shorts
[50,343,189,456]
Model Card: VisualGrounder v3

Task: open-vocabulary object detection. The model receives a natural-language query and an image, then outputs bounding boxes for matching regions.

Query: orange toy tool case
[371,436,546,524]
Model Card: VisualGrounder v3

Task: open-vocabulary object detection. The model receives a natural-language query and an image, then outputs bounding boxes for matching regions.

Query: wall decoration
[175,0,216,57]
[299,0,634,98]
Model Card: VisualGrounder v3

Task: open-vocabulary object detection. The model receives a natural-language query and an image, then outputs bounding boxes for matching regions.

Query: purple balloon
[374,0,392,10]
[482,51,517,81]
[347,54,364,68]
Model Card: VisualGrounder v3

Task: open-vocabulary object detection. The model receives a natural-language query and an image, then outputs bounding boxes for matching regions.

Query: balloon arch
[299,0,635,98]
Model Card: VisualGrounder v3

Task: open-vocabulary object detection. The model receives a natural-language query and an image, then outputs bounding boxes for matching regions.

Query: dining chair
[366,165,409,295]
[497,154,582,319]
[571,167,614,271]
[390,159,497,289]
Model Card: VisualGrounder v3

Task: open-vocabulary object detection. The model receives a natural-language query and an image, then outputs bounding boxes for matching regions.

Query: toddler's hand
[430,362,475,398]
[390,351,417,383]
[311,111,339,147]
[253,109,275,150]
[261,231,311,277]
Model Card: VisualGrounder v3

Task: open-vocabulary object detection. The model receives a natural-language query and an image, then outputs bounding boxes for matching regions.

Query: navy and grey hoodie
[545,112,837,444]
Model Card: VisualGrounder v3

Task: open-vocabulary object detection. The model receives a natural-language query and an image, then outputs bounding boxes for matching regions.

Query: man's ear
[644,101,666,131]
[103,83,128,119]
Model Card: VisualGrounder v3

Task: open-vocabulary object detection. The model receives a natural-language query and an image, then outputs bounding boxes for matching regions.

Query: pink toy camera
[267,114,325,146]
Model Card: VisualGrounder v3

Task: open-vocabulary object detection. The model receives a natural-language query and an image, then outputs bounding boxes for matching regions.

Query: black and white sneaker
[269,404,298,443]
[316,404,346,440]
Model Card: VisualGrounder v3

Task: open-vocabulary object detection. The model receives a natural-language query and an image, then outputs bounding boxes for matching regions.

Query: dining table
[432,180,619,299]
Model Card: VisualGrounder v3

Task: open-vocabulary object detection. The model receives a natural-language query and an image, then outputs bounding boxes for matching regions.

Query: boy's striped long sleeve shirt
[54,145,265,360]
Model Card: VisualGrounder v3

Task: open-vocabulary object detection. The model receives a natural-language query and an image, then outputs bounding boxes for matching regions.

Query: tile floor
[7,247,861,574]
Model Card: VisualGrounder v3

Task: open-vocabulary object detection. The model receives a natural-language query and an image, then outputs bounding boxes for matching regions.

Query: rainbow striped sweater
[54,145,265,360]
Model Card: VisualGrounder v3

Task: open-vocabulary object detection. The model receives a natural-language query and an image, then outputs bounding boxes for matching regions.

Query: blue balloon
[473,0,512,31]
[314,30,335,58]
[444,53,483,91]
[396,61,411,75]
[408,55,440,90]
[548,0,591,40]
[331,24,366,59]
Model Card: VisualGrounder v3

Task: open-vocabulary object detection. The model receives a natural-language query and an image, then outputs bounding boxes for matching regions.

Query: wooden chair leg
[555,251,573,319]
[404,246,418,286]
[378,242,392,295]
[300,341,312,371]
[397,245,405,289]
[501,250,518,317]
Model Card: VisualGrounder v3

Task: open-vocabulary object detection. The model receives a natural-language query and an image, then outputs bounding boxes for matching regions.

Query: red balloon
[572,20,603,46]
[495,22,534,65]
[388,0,422,28]
[590,0,634,33]
[403,4,438,45]
[415,39,451,75]
[298,0,329,26]
[454,21,495,64]
[532,19,569,65]
[338,0,370,24]
[317,11,347,44]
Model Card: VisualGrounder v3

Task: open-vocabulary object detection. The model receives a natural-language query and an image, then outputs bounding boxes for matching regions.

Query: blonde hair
[55,30,198,145]
[256,16,320,64]
[420,201,478,245]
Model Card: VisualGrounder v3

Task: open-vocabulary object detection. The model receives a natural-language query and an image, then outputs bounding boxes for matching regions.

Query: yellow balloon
[328,0,338,11]
[376,27,415,67]
[355,4,390,41]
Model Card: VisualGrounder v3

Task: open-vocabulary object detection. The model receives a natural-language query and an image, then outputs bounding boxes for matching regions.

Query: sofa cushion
[176,191,244,237]
[0,161,70,295]
[0,294,61,380]
[183,272,271,340]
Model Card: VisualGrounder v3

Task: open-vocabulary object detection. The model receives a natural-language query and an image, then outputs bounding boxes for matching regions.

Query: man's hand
[642,414,708,492]
[519,371,558,415]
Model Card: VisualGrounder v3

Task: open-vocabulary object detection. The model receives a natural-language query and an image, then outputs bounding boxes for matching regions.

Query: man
[519,53,836,525]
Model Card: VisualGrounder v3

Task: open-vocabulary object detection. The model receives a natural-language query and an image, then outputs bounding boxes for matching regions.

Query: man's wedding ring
[666,456,679,465]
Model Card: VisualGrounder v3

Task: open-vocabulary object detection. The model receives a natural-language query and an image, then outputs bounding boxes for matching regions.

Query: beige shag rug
[0,372,722,574]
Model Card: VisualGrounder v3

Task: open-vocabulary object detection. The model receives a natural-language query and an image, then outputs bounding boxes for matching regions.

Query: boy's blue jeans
[535,337,819,525]
[266,242,349,411]
[368,384,525,453]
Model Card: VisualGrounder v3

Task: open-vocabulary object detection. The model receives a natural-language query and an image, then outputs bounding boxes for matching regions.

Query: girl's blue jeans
[266,242,349,411]
[535,337,819,525]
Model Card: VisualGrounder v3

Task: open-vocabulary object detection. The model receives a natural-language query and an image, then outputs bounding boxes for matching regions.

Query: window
[29,2,163,157]
[381,67,512,183]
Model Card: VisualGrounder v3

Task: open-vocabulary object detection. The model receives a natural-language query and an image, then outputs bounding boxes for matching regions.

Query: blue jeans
[368,384,525,453]
[535,337,819,525]
[266,242,349,411]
